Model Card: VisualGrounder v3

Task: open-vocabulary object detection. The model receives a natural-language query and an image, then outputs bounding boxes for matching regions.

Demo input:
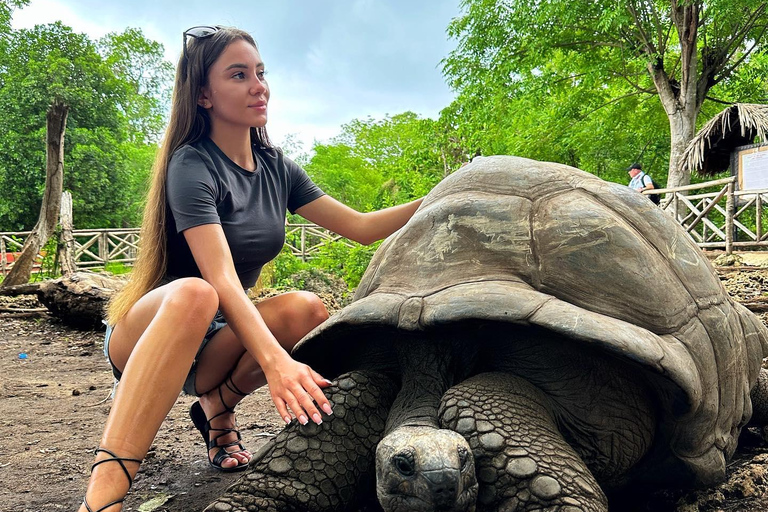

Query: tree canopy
[442,0,768,187]
[0,22,170,231]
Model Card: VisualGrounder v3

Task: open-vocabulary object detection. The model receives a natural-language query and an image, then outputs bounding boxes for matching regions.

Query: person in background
[78,25,423,512]
[627,162,655,193]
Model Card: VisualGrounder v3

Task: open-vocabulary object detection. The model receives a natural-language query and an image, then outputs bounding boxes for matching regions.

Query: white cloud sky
[11,0,460,153]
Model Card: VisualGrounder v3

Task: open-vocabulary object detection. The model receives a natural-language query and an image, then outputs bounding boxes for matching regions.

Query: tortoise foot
[439,372,608,512]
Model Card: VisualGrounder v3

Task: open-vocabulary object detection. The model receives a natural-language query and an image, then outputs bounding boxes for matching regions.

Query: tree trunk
[667,109,697,188]
[645,2,703,189]
[57,190,77,276]
[1,100,68,287]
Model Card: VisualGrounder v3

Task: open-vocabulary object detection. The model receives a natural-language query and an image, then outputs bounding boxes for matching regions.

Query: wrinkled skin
[376,427,478,512]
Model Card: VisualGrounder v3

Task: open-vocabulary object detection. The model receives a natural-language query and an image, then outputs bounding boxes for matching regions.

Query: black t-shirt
[165,138,325,289]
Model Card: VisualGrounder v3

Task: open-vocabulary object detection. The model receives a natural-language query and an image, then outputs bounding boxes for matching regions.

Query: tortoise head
[375,426,478,512]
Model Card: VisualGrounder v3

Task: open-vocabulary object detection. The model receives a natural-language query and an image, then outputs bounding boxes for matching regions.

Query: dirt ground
[1,263,768,512]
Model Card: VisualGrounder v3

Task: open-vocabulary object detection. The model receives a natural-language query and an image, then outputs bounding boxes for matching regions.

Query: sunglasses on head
[182,25,220,61]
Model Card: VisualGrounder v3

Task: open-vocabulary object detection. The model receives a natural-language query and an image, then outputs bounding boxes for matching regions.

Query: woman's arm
[183,223,331,425]
[295,195,424,245]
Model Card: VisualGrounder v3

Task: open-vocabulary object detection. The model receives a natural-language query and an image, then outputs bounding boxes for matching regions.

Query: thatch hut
[681,103,768,176]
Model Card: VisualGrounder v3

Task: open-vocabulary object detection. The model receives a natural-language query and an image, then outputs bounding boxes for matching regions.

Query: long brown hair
[107,26,272,325]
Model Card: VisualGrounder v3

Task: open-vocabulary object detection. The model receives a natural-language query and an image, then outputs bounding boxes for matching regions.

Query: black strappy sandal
[190,373,250,473]
[82,448,141,512]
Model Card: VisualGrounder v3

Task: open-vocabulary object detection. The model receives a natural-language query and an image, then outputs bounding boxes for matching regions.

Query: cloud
[11,0,459,151]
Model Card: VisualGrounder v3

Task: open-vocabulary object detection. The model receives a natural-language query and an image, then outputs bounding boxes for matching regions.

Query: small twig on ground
[83,390,112,407]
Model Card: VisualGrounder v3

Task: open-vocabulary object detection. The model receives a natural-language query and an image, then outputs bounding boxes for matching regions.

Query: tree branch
[718,23,768,81]
[716,5,766,67]
[615,71,657,95]
[627,0,659,56]
[704,95,736,106]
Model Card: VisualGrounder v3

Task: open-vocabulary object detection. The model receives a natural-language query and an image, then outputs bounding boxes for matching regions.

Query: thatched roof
[682,103,768,176]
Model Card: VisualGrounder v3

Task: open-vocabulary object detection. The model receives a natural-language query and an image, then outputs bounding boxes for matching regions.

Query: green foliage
[0,23,169,230]
[305,112,457,213]
[260,241,378,291]
[103,261,132,275]
[311,241,380,289]
[30,236,58,282]
[442,1,768,187]
[261,247,311,289]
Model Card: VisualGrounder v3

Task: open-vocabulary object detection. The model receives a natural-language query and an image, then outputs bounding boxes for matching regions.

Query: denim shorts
[103,311,228,397]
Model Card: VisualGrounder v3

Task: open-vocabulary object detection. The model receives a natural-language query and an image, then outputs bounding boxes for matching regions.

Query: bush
[311,240,379,289]
[260,246,311,289]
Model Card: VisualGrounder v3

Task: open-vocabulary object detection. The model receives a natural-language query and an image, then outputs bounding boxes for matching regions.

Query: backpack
[644,174,661,205]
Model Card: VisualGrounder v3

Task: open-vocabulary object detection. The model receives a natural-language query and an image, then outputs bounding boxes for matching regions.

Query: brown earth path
[1,264,768,512]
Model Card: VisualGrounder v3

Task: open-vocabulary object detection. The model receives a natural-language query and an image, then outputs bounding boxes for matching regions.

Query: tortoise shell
[294,156,768,485]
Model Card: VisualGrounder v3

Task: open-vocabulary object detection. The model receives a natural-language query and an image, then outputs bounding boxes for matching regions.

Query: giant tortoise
[206,156,768,512]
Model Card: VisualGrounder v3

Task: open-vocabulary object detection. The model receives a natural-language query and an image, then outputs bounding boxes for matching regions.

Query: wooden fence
[646,176,768,254]
[1,180,764,275]
[0,224,354,276]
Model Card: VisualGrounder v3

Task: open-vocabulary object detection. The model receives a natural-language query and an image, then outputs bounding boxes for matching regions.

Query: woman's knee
[272,291,329,346]
[163,278,219,322]
[294,291,329,328]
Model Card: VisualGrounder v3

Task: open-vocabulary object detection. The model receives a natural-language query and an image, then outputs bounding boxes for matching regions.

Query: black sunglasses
[182,25,220,62]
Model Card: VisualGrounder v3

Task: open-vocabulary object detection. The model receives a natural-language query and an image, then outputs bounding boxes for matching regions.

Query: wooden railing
[2,182,764,276]
[284,223,355,261]
[0,224,353,276]
[646,176,768,254]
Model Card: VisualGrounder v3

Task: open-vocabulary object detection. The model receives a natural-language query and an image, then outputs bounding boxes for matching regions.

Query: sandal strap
[83,496,125,512]
[225,372,248,397]
[208,370,247,423]
[209,429,244,451]
[91,448,141,487]
[83,448,142,512]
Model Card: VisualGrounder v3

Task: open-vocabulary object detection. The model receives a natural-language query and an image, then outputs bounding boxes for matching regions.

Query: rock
[714,253,744,267]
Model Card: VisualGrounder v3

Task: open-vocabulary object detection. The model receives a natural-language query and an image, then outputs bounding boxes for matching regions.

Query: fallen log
[738,297,768,313]
[0,272,126,328]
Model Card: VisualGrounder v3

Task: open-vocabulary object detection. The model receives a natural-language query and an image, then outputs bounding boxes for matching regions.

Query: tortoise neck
[384,337,469,433]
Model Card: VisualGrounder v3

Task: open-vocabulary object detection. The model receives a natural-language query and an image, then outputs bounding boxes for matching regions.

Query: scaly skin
[749,368,768,427]
[439,373,608,512]
[204,371,397,512]
[375,337,480,512]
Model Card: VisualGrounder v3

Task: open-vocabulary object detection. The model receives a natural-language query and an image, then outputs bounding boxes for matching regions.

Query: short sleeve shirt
[628,172,653,191]
[165,138,325,289]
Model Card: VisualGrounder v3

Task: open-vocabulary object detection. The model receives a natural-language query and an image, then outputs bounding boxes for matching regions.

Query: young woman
[79,25,422,512]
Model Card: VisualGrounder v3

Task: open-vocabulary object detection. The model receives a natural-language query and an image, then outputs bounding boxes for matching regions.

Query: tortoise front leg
[439,372,608,512]
[748,368,768,433]
[205,371,397,512]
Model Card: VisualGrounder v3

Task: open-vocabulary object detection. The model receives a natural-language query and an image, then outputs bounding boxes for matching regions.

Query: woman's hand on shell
[264,353,333,425]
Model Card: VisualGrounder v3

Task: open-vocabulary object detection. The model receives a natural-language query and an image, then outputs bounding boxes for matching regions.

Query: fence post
[725,181,735,255]
[300,225,307,262]
[99,232,109,266]
[1,237,6,277]
[757,193,763,242]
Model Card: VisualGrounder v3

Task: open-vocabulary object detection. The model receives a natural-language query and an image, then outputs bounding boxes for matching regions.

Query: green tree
[305,112,452,212]
[98,27,173,143]
[0,24,170,230]
[0,0,28,34]
[444,0,768,187]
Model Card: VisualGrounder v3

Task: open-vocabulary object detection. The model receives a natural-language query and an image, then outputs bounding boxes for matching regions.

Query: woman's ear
[198,88,211,109]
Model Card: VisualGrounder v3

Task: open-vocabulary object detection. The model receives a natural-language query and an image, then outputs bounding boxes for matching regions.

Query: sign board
[736,144,768,190]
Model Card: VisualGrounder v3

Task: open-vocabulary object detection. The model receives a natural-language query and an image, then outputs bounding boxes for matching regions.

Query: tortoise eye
[458,446,470,472]
[393,451,416,477]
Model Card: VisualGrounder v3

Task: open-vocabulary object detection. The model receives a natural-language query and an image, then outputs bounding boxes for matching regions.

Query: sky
[11,0,462,153]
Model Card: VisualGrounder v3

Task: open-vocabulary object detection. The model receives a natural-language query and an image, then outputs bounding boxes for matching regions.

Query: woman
[79,25,422,512]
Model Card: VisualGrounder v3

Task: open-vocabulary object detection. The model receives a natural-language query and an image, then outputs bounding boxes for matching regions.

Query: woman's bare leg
[78,278,219,512]
[192,291,329,467]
